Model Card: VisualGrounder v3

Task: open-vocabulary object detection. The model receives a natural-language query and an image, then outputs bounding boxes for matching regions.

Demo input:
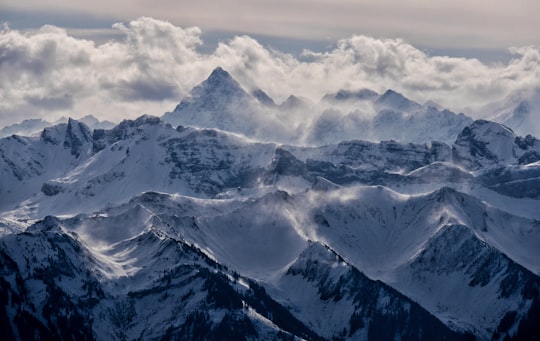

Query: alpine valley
[1,67,539,340]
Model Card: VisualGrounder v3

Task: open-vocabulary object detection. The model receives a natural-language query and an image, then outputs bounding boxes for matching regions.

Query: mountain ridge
[1,68,539,340]
[162,67,475,145]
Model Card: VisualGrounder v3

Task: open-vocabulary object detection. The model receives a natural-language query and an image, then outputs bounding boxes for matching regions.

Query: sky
[0,1,539,126]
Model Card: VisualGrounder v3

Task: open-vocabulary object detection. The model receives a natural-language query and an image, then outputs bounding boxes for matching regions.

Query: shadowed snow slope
[1,89,539,340]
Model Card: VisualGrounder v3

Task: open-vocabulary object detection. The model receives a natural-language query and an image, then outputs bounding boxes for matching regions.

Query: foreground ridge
[1,92,540,339]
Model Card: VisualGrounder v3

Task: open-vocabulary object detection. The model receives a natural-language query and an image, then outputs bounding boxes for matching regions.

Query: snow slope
[1,72,539,340]
[163,67,474,145]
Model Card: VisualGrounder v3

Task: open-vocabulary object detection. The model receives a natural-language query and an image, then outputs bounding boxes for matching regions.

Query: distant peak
[134,114,162,125]
[380,89,404,99]
[322,88,378,102]
[383,89,397,95]
[376,89,421,111]
[192,66,243,93]
[338,89,378,100]
[208,66,232,81]
[78,114,99,124]
[166,66,251,122]
[424,100,443,110]
[80,114,98,120]
[252,89,275,106]
[113,115,162,130]
[280,95,310,109]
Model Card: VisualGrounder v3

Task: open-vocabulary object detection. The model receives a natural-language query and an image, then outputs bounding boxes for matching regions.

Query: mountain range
[1,67,539,340]
[0,115,115,139]
[162,67,476,145]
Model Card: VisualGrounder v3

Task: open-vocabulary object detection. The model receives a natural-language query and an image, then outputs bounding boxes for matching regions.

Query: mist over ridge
[1,13,540,341]
[1,17,539,135]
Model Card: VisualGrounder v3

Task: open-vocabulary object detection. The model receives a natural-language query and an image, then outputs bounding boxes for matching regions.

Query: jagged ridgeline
[1,67,540,340]
[162,67,474,145]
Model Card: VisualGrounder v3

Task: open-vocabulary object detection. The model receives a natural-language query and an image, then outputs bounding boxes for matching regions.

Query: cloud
[2,0,539,49]
[0,17,539,129]
[0,18,206,125]
[25,93,74,110]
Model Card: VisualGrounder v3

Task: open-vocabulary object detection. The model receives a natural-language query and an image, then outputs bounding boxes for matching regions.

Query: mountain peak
[65,118,93,157]
[211,66,226,74]
[171,67,249,113]
[455,120,516,146]
[198,66,247,97]
[252,89,275,106]
[0,118,51,138]
[208,66,229,79]
[376,89,422,112]
[198,67,239,93]
[279,95,311,110]
[322,88,379,102]
[27,215,64,233]
[452,119,540,170]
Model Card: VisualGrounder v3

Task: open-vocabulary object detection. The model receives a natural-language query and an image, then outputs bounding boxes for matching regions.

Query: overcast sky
[2,0,539,49]
[0,1,539,126]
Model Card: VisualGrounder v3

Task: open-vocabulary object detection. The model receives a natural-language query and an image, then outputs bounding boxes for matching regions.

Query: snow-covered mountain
[0,118,94,210]
[162,67,474,145]
[3,116,278,218]
[0,118,51,138]
[162,67,311,144]
[1,69,540,340]
[481,88,540,138]
[453,119,540,171]
[0,115,115,138]
[311,89,473,145]
[162,67,266,137]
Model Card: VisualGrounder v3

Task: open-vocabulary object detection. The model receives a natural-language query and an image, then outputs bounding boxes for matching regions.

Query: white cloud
[0,18,207,125]
[0,17,539,127]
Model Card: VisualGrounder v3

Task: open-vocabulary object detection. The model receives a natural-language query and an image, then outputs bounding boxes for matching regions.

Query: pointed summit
[65,118,93,158]
[201,67,238,91]
[210,65,227,76]
[376,89,422,112]
[162,67,257,130]
[171,67,250,114]
[188,67,248,102]
[252,89,275,106]
[279,95,312,110]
